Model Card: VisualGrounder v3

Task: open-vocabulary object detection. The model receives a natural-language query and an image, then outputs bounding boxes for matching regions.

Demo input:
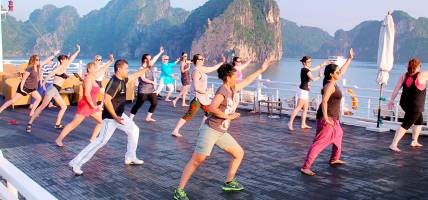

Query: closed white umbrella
[376,11,395,128]
[376,12,395,85]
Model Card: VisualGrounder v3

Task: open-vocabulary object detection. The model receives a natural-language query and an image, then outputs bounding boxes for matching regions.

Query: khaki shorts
[195,124,240,156]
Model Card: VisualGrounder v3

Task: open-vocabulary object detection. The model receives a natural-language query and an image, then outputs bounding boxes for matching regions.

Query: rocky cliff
[188,0,282,62]
[312,11,428,62]
[3,0,282,62]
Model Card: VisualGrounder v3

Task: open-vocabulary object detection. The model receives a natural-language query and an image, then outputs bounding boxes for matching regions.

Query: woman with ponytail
[300,48,354,176]
[388,58,426,152]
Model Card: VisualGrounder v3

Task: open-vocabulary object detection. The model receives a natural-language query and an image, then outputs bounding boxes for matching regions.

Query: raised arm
[95,54,114,78]
[236,60,252,71]
[64,44,81,68]
[128,67,150,82]
[337,48,354,78]
[236,59,273,91]
[321,83,336,125]
[388,74,405,109]
[150,46,164,66]
[41,50,60,66]
[200,55,226,73]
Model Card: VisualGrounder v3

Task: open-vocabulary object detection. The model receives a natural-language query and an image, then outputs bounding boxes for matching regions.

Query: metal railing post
[255,75,262,111]
[367,98,371,119]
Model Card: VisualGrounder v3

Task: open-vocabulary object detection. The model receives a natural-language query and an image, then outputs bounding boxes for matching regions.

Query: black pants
[131,93,158,114]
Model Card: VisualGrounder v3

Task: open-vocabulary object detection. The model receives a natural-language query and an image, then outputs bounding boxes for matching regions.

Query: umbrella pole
[376,83,384,128]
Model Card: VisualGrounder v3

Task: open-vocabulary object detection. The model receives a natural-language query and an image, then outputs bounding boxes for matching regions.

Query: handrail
[0,150,57,200]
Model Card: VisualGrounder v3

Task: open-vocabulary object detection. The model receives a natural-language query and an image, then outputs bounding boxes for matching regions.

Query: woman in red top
[55,55,114,147]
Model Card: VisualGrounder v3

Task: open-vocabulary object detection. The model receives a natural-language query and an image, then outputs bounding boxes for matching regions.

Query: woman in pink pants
[301,48,354,176]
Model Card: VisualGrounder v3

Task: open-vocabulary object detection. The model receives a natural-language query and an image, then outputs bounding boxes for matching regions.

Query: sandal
[26,124,32,133]
[54,124,64,129]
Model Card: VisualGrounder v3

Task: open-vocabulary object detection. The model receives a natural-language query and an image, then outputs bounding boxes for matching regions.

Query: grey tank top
[138,68,155,94]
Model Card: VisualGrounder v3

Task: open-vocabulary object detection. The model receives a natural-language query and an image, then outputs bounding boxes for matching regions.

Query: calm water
[4,57,418,95]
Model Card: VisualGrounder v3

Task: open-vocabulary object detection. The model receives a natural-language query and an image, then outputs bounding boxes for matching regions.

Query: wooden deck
[0,100,427,200]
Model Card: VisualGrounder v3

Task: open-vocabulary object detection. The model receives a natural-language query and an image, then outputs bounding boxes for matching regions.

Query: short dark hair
[57,54,69,64]
[114,59,128,73]
[300,56,311,64]
[217,63,237,81]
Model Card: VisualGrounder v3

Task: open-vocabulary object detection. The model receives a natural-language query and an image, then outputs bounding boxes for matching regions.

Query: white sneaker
[124,158,144,165]
[72,165,83,176]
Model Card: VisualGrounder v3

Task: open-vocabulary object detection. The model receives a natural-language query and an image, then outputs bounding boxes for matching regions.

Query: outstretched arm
[236,58,274,91]
[150,46,164,66]
[95,54,114,78]
[338,48,354,78]
[129,67,150,82]
[64,44,81,68]
[200,55,226,73]
[236,60,252,71]
[41,50,60,66]
[309,60,329,72]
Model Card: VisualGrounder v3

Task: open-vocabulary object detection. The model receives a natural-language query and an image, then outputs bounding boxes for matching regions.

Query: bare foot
[55,139,64,147]
[288,122,295,131]
[172,100,177,107]
[330,160,346,165]
[182,104,189,107]
[171,132,183,137]
[89,138,95,143]
[300,168,315,176]
[301,125,312,129]
[389,145,401,152]
[146,118,156,122]
[165,99,172,102]
[411,141,423,147]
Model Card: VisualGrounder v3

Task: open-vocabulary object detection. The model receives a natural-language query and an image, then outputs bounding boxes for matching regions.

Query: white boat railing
[0,150,58,200]
[6,60,428,131]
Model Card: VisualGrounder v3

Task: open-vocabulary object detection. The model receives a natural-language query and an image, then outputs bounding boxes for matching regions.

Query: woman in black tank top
[301,49,354,176]
[288,56,328,131]
[388,58,427,152]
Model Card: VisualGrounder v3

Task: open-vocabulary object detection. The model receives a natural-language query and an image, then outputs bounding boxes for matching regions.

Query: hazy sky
[4,0,428,35]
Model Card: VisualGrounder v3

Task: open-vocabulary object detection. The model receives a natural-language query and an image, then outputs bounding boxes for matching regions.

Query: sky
[3,0,428,35]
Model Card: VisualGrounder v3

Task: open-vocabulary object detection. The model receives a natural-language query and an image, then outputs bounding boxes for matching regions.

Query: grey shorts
[195,124,241,156]
[46,85,61,98]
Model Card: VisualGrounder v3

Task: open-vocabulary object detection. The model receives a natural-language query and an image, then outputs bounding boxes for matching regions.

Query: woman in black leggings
[130,47,164,122]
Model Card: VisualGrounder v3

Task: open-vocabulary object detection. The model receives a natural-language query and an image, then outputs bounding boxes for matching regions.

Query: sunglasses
[35,59,40,61]
[96,59,102,61]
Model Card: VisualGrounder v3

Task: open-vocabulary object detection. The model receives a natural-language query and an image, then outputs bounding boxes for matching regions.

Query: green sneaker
[222,179,244,191]
[173,188,189,200]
